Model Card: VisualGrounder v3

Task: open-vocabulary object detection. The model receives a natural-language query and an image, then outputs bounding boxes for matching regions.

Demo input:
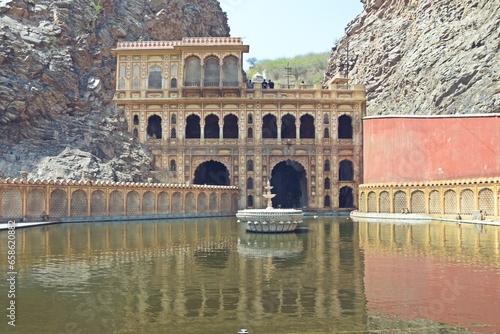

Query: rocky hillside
[0,0,229,180]
[325,0,499,115]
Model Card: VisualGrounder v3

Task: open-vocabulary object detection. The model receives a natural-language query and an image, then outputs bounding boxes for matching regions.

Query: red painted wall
[364,252,500,333]
[363,115,500,183]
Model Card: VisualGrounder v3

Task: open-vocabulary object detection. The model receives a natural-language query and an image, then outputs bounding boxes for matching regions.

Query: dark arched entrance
[147,115,162,139]
[339,186,354,208]
[271,160,307,208]
[193,160,230,185]
[281,114,296,138]
[186,114,201,138]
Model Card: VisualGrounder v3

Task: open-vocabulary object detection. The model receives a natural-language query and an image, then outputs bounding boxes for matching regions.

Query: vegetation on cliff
[246,53,329,86]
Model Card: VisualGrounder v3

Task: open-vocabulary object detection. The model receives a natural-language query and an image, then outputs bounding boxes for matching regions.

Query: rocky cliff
[0,0,229,180]
[325,0,499,115]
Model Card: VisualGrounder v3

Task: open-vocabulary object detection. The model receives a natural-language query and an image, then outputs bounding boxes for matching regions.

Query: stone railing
[358,178,500,218]
[115,37,243,50]
[0,178,240,223]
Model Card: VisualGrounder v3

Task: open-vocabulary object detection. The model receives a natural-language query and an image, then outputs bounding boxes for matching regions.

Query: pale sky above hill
[219,0,364,69]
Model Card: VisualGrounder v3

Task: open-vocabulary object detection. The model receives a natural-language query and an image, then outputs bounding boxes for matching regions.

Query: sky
[219,0,364,69]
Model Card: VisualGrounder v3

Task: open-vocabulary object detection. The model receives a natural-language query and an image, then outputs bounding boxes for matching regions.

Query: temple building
[112,37,366,211]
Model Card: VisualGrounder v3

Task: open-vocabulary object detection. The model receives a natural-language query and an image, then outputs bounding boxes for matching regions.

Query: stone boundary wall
[0,178,239,223]
[358,178,500,219]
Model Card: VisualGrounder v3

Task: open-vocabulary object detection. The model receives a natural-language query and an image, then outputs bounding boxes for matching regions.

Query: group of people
[246,79,274,89]
[262,79,274,89]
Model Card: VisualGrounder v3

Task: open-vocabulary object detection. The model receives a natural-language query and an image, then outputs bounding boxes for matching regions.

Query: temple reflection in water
[4,219,367,333]
[2,219,500,333]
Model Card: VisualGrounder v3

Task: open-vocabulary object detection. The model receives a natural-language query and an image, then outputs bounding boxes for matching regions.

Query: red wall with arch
[363,115,500,183]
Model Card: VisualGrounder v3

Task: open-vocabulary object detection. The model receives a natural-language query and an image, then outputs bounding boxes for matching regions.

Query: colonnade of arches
[359,187,498,217]
[0,187,239,221]
[138,113,354,140]
[184,55,240,87]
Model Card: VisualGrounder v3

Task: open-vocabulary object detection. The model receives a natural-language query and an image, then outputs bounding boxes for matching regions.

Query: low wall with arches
[358,178,500,219]
[0,178,239,223]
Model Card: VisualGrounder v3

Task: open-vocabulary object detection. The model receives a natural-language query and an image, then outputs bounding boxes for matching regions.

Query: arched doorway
[186,114,201,138]
[300,114,315,138]
[223,114,238,138]
[271,160,307,208]
[193,160,230,185]
[262,114,277,138]
[147,115,162,139]
[339,186,354,208]
[204,114,219,139]
[281,114,296,138]
[338,115,353,139]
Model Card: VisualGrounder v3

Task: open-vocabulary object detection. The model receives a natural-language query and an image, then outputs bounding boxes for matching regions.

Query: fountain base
[236,208,303,233]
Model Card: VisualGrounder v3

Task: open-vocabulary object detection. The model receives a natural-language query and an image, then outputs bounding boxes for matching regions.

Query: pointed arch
[262,114,277,138]
[281,114,296,139]
[204,114,220,139]
[204,56,220,86]
[222,55,239,86]
[223,114,238,138]
[147,115,162,139]
[148,65,162,89]
[184,56,201,86]
[338,114,353,139]
[300,114,315,138]
[186,114,201,138]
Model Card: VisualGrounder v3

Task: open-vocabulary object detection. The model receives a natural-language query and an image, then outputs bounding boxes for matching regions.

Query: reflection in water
[0,219,499,333]
[0,218,367,333]
[359,221,500,333]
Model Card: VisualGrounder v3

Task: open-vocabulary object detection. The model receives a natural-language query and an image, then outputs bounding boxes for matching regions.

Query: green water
[1,218,499,333]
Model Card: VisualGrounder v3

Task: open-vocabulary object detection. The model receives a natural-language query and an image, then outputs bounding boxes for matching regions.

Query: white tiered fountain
[236,181,303,233]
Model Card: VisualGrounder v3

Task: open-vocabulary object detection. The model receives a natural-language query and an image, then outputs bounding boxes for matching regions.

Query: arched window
[339,160,354,181]
[171,64,178,88]
[247,195,254,208]
[133,115,139,125]
[324,128,330,138]
[132,64,140,89]
[204,114,219,139]
[170,160,176,171]
[119,64,126,89]
[170,78,177,88]
[171,128,176,139]
[247,160,254,172]
[323,113,330,124]
[148,65,162,89]
[186,114,201,138]
[339,186,354,208]
[338,115,353,139]
[262,114,277,138]
[247,177,254,190]
[281,114,296,139]
[324,177,331,190]
[204,57,220,86]
[324,195,331,208]
[147,115,162,139]
[247,127,253,139]
[184,57,201,86]
[222,56,239,86]
[248,113,253,124]
[223,114,238,138]
[324,159,331,172]
[171,114,176,124]
[300,114,315,138]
